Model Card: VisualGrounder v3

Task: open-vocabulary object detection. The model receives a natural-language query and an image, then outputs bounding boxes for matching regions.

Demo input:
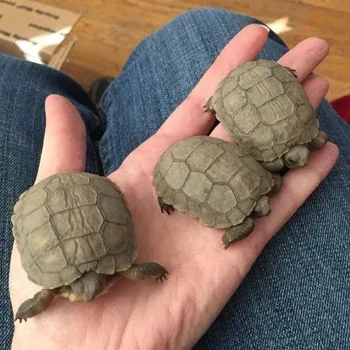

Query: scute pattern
[211,60,320,161]
[153,136,274,228]
[12,172,137,289]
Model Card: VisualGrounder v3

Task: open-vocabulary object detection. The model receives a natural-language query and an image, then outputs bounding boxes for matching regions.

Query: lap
[0,8,349,349]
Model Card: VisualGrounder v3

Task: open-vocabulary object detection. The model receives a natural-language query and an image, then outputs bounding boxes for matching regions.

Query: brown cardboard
[0,0,81,69]
[47,36,77,70]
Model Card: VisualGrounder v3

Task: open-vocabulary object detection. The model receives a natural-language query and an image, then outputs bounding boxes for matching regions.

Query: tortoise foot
[252,196,271,218]
[15,289,57,322]
[261,158,284,172]
[222,217,255,249]
[271,173,282,194]
[158,197,174,215]
[204,96,216,114]
[119,262,169,282]
[311,130,328,149]
[285,66,298,78]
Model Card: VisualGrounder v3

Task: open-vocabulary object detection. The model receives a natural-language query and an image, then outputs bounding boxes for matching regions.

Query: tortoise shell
[11,172,136,289]
[152,136,275,228]
[209,60,320,162]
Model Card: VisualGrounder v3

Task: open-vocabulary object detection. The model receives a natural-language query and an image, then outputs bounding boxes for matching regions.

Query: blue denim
[0,8,349,349]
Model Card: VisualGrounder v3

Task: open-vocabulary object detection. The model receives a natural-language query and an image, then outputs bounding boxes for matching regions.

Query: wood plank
[294,0,350,13]
[33,0,349,100]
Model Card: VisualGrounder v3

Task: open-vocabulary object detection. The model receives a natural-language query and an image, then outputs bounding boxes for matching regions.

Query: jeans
[1,8,349,349]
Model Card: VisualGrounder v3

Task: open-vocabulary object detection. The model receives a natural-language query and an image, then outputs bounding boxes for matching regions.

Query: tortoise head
[283,145,310,169]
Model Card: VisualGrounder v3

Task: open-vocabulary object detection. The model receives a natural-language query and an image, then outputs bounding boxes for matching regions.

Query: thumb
[36,94,86,183]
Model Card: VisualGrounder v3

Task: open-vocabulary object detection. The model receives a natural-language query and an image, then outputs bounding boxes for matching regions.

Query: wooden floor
[38,0,350,101]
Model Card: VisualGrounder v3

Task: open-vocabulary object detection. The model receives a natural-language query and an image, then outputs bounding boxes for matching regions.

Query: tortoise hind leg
[59,271,110,302]
[222,217,255,249]
[119,262,168,282]
[15,288,57,322]
[158,197,174,215]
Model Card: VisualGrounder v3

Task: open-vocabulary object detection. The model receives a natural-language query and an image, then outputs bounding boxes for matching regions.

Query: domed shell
[11,172,137,289]
[210,60,320,162]
[153,136,274,228]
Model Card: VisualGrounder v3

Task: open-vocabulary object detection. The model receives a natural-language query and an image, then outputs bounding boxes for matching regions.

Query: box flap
[0,0,81,64]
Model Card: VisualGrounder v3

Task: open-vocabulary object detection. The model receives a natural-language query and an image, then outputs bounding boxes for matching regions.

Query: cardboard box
[0,0,81,69]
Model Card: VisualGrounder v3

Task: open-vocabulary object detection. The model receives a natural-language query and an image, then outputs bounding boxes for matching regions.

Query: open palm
[10,25,338,350]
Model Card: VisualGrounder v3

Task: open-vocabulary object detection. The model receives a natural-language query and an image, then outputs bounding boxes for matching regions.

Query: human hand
[10,24,338,349]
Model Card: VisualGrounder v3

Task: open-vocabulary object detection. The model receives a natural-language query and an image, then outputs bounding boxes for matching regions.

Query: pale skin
[10,25,339,349]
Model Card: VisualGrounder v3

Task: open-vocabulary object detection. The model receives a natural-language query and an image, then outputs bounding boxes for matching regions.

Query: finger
[156,24,270,141]
[36,94,86,183]
[210,74,329,140]
[278,37,329,81]
[302,74,329,108]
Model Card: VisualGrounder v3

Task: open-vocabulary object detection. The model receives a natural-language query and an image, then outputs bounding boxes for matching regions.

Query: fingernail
[258,24,271,32]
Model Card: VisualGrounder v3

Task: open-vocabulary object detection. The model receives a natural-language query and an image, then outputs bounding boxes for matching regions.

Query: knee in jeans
[169,8,287,53]
[171,7,261,29]
[122,8,263,71]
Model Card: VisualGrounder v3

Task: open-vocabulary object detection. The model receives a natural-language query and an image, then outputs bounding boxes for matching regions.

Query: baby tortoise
[205,60,328,172]
[152,136,281,248]
[11,172,168,322]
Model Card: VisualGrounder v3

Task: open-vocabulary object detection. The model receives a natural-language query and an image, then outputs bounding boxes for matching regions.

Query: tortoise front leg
[251,196,271,217]
[311,130,328,149]
[15,288,57,322]
[119,262,168,282]
[260,158,284,172]
[284,66,298,78]
[222,217,255,249]
[204,96,215,113]
[158,197,174,215]
[271,173,282,194]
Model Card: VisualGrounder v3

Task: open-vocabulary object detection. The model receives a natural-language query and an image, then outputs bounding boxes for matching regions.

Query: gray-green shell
[153,136,274,228]
[11,172,137,289]
[210,60,320,162]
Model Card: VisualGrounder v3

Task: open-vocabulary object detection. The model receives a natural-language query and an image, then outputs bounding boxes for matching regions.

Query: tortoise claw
[156,270,169,282]
[284,66,298,78]
[119,262,168,282]
[158,198,174,215]
[15,316,27,323]
[162,206,174,215]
